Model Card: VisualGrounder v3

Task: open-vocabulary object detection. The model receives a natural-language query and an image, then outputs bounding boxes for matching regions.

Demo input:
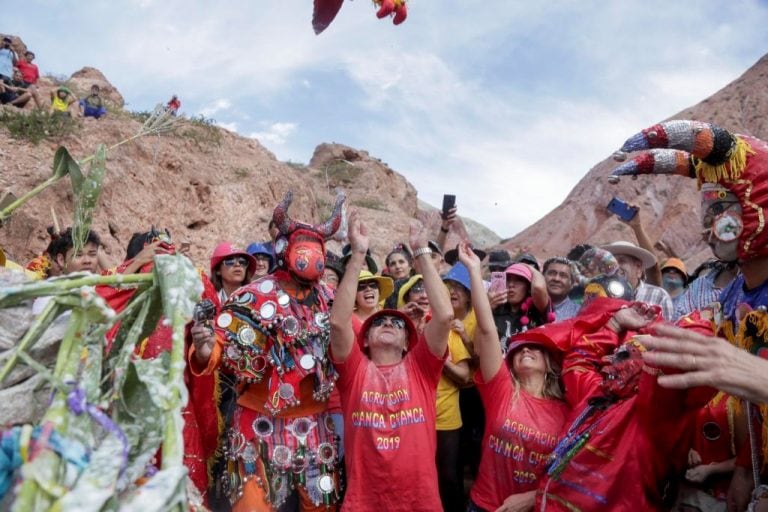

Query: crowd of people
[2,119,768,512]
[0,36,180,118]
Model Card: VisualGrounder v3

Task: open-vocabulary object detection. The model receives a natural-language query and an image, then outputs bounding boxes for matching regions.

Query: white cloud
[249,122,298,146]
[215,121,238,132]
[7,0,768,238]
[198,98,232,118]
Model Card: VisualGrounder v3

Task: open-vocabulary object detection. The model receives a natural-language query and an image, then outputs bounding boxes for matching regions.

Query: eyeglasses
[223,257,248,267]
[408,283,426,294]
[371,315,406,329]
[357,281,379,292]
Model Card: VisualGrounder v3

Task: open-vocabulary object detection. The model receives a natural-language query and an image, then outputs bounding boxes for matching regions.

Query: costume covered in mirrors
[611,120,768,494]
[197,191,346,509]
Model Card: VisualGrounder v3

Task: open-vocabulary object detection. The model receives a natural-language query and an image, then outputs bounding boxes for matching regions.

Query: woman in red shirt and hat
[456,241,568,512]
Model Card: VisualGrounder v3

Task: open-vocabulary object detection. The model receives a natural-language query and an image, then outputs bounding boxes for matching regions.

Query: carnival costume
[191,192,345,510]
[611,120,768,494]
[531,298,714,511]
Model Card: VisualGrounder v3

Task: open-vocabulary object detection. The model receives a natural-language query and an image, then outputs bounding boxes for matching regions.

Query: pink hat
[210,242,258,279]
[504,263,533,283]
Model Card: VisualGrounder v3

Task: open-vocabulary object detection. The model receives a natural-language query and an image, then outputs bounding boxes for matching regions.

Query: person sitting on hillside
[79,84,107,119]
[49,86,77,116]
[15,51,42,108]
[0,37,17,84]
[0,69,33,108]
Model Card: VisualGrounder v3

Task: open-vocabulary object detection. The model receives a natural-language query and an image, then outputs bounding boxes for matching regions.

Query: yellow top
[51,95,70,113]
[436,309,475,430]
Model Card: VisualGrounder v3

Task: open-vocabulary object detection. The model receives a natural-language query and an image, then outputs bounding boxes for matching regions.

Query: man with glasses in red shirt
[329,210,453,511]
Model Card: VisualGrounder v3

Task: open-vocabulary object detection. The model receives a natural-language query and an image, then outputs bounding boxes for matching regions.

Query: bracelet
[440,227,449,233]
[412,247,433,259]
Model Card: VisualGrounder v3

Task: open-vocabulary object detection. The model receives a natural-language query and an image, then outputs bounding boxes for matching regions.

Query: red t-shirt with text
[470,366,568,511]
[334,337,445,511]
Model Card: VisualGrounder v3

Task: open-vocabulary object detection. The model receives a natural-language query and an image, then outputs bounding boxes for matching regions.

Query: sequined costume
[610,120,768,484]
[190,191,346,510]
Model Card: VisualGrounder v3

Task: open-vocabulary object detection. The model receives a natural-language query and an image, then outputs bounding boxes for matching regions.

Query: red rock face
[502,54,768,271]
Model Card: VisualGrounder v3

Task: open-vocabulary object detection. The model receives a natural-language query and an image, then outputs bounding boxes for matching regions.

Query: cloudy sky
[5,1,768,238]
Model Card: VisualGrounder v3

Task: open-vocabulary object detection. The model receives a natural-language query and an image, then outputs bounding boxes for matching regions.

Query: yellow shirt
[436,310,475,430]
[51,95,70,112]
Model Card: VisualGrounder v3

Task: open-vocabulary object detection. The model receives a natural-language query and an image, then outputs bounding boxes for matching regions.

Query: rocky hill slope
[503,53,768,270]
[0,34,500,270]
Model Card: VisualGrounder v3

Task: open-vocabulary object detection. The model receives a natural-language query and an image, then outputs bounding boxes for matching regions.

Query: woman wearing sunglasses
[353,270,394,331]
[209,242,257,303]
[330,211,453,511]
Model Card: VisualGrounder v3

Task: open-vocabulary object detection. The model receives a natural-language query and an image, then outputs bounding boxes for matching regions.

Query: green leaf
[52,146,83,191]
[72,145,106,258]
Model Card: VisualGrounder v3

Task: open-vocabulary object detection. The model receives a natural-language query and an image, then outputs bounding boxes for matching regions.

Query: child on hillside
[80,84,107,119]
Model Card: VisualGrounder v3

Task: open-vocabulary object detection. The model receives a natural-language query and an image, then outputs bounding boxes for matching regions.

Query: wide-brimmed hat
[515,252,540,271]
[600,241,657,270]
[442,262,471,291]
[324,250,345,280]
[504,263,533,283]
[506,330,563,366]
[487,249,514,271]
[444,246,486,266]
[358,270,394,301]
[341,243,378,274]
[661,257,687,279]
[359,309,420,352]
[210,242,257,279]
[396,274,425,308]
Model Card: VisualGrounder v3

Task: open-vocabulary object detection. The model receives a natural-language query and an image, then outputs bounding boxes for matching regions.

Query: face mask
[662,275,684,292]
[286,240,325,282]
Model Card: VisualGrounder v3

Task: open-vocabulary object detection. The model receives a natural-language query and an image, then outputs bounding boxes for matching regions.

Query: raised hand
[409,220,428,252]
[608,302,658,332]
[347,208,369,254]
[456,240,481,271]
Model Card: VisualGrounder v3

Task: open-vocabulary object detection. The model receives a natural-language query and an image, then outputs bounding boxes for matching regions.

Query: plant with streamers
[0,254,202,511]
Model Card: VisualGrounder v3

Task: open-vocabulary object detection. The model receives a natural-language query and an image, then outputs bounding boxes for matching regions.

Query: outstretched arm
[458,241,502,381]
[414,221,453,358]
[642,323,768,404]
[330,209,366,363]
[528,265,550,314]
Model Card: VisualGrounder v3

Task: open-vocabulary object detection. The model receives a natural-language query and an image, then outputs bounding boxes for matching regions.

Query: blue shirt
[719,274,768,328]
[0,48,14,79]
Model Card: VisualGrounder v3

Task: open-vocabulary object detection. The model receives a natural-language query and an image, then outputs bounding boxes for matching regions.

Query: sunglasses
[223,257,248,267]
[408,283,426,294]
[357,281,379,292]
[371,315,406,329]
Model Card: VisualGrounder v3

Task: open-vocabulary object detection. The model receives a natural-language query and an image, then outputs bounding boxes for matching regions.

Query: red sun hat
[506,330,564,366]
[358,309,420,352]
[209,242,258,279]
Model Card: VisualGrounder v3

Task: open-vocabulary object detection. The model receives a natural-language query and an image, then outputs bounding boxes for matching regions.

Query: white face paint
[701,184,742,262]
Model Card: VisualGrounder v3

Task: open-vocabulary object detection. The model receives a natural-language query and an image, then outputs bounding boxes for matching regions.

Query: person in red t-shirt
[456,242,568,512]
[15,51,42,108]
[534,299,715,512]
[329,210,452,512]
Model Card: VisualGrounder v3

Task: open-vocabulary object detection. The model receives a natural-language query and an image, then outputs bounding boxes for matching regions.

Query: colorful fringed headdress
[611,120,768,260]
